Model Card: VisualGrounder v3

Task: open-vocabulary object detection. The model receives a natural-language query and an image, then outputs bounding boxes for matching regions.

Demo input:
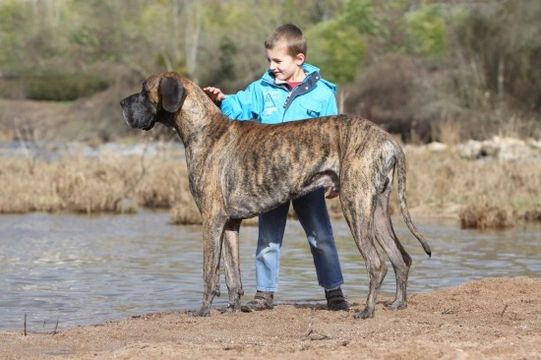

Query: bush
[23,72,111,101]
[459,201,515,230]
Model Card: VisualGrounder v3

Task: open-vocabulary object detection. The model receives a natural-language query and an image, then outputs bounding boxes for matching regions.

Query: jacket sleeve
[220,82,263,120]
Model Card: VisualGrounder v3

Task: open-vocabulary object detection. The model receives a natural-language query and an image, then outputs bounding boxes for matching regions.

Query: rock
[426,142,448,152]
[457,136,540,161]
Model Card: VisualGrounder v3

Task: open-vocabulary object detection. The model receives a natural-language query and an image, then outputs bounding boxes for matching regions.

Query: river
[0,212,539,332]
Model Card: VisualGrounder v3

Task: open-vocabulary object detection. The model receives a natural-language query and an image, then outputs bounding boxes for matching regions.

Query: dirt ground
[1,277,540,360]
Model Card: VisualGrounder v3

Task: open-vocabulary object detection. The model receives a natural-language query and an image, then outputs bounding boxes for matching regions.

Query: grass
[0,144,539,230]
[405,150,540,227]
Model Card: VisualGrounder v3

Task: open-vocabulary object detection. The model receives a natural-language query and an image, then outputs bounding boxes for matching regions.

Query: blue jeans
[255,188,344,292]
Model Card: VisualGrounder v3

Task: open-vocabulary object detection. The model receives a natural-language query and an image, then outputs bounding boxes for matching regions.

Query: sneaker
[241,291,274,312]
[325,287,350,311]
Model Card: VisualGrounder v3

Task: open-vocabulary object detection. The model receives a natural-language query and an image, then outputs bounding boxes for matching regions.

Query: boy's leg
[292,188,349,310]
[242,201,289,312]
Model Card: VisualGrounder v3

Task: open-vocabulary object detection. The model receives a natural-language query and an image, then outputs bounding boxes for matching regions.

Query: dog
[120,71,431,319]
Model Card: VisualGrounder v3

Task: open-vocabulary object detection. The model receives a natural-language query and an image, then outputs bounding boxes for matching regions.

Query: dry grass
[0,151,198,217]
[0,146,539,230]
[403,148,540,228]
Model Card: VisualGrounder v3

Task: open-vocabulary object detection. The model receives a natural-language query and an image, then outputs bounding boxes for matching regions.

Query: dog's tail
[395,144,432,258]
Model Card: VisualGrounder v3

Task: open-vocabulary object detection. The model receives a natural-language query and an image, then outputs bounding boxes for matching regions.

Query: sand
[1,277,540,359]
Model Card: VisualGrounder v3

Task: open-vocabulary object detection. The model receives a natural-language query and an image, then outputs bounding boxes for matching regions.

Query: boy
[203,24,348,312]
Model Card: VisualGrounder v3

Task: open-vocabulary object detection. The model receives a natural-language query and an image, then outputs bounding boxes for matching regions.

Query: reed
[0,145,539,230]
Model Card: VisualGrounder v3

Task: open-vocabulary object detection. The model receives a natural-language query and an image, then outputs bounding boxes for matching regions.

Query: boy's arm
[220,83,263,120]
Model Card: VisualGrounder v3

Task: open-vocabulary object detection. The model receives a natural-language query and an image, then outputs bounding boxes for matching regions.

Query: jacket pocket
[298,99,323,118]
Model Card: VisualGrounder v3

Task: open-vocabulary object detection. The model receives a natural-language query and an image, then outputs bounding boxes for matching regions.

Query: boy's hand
[203,86,226,103]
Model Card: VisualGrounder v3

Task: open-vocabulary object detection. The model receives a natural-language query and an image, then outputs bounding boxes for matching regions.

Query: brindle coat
[120,72,431,319]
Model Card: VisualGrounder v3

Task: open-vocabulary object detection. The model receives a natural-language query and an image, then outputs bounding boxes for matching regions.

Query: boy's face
[266,46,305,82]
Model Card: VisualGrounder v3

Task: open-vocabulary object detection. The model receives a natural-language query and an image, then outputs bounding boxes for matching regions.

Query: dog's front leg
[196,217,225,317]
[222,219,244,312]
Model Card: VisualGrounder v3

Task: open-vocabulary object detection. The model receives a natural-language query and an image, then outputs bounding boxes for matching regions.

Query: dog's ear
[159,76,184,113]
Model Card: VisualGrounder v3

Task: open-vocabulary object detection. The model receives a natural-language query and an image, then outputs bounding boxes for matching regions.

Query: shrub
[23,72,111,101]
[459,200,515,230]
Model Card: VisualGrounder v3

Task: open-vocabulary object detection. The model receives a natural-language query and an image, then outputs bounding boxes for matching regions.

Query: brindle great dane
[120,71,431,319]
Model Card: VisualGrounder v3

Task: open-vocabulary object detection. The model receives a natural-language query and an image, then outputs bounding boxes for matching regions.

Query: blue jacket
[220,63,337,123]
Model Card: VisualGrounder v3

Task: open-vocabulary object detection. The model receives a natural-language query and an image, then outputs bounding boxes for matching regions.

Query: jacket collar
[262,63,320,88]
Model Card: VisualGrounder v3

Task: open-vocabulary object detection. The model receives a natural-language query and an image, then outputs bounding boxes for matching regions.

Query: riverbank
[1,277,540,359]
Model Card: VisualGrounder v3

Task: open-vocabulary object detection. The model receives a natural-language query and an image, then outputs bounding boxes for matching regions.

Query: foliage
[451,1,541,112]
[0,0,32,67]
[304,0,377,85]
[306,21,367,85]
[342,0,379,34]
[405,4,446,58]
[0,0,540,142]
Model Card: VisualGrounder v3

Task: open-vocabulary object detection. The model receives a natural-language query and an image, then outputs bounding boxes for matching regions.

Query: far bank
[0,139,539,229]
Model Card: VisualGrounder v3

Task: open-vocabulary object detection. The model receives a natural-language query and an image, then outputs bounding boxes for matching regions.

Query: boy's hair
[264,24,307,58]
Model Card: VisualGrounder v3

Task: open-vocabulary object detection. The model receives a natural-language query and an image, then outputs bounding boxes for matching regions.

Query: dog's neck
[172,77,233,182]
[176,81,229,144]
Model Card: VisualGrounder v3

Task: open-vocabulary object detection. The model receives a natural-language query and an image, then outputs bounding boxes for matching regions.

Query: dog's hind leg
[341,183,387,319]
[222,218,244,312]
[196,216,226,317]
[374,180,412,311]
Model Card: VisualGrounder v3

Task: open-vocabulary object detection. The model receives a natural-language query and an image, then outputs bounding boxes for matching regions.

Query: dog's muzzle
[120,93,157,131]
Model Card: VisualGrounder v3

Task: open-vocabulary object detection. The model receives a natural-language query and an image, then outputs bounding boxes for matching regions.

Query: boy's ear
[295,53,305,66]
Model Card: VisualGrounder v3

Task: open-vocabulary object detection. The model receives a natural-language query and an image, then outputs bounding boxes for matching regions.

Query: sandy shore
[1,277,540,359]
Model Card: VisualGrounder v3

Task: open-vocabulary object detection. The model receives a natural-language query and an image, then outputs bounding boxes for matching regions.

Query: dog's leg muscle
[196,217,225,317]
[222,218,244,311]
[374,183,412,311]
[355,217,387,319]
[341,181,387,319]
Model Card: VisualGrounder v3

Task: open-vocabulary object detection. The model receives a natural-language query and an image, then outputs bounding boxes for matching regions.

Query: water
[0,212,539,332]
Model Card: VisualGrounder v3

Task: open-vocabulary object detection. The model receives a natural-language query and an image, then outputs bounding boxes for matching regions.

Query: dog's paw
[226,301,241,313]
[193,306,212,317]
[385,300,407,311]
[353,307,375,319]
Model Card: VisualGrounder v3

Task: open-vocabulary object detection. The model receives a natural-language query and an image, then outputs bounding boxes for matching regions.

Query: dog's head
[120,72,186,131]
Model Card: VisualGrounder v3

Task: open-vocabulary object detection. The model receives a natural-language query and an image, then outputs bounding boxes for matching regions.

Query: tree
[306,0,376,111]
[405,4,446,59]
[451,1,541,112]
[0,0,33,68]
[306,21,367,86]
